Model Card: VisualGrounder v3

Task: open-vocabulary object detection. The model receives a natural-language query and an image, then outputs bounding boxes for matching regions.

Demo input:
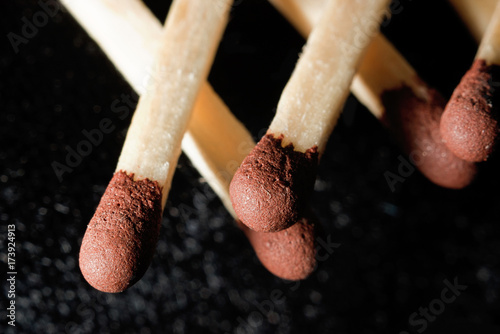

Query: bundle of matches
[440,0,500,162]
[270,0,477,189]
[62,0,318,291]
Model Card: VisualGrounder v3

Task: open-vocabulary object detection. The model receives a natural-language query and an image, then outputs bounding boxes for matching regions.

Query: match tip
[229,134,318,233]
[440,59,500,162]
[381,85,477,189]
[79,171,162,293]
[239,216,317,281]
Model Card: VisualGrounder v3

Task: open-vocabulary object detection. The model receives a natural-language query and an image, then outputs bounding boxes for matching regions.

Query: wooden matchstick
[187,85,317,281]
[230,0,392,233]
[75,0,232,293]
[440,1,500,162]
[270,0,477,189]
[61,0,317,282]
[449,0,498,42]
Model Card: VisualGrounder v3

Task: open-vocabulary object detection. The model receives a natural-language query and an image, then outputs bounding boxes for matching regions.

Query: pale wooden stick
[116,0,231,201]
[60,0,250,215]
[59,0,160,95]
[476,1,500,64]
[269,0,391,153]
[449,0,498,42]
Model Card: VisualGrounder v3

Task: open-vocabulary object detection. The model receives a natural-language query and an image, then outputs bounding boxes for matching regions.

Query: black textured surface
[1,0,500,333]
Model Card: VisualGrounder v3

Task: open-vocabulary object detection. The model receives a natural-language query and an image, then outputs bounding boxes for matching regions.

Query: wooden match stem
[449,0,498,42]
[476,1,500,64]
[269,0,428,121]
[269,0,391,153]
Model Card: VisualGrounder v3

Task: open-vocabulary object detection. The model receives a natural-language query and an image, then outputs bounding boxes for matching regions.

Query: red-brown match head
[229,134,319,233]
[238,215,317,281]
[381,85,477,189]
[79,171,162,293]
[440,59,500,162]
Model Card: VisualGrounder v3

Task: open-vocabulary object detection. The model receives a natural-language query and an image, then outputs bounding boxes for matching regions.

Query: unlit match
[230,0,391,233]
[440,1,500,162]
[270,0,477,189]
[77,0,232,293]
[186,85,318,281]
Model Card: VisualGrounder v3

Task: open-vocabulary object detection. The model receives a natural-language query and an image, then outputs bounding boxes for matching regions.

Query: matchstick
[75,0,232,293]
[187,86,317,280]
[270,0,477,189]
[449,0,498,42]
[230,0,392,233]
[440,1,500,162]
[61,0,317,282]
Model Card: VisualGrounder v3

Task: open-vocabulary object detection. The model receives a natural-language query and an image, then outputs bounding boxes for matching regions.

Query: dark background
[1,0,500,333]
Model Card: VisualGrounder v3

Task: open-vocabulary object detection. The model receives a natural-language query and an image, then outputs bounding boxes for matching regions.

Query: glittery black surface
[1,0,500,333]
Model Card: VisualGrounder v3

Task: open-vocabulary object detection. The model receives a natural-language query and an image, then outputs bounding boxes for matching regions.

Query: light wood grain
[269,0,391,153]
[115,0,231,207]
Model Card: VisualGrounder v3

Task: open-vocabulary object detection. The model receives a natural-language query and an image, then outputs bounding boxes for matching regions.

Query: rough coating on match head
[381,85,477,189]
[79,171,162,293]
[230,134,318,232]
[440,59,500,162]
[238,216,317,281]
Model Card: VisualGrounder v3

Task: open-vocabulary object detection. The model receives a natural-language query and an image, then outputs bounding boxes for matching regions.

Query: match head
[440,59,500,162]
[79,171,162,293]
[239,215,317,281]
[229,134,318,233]
[381,85,477,189]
